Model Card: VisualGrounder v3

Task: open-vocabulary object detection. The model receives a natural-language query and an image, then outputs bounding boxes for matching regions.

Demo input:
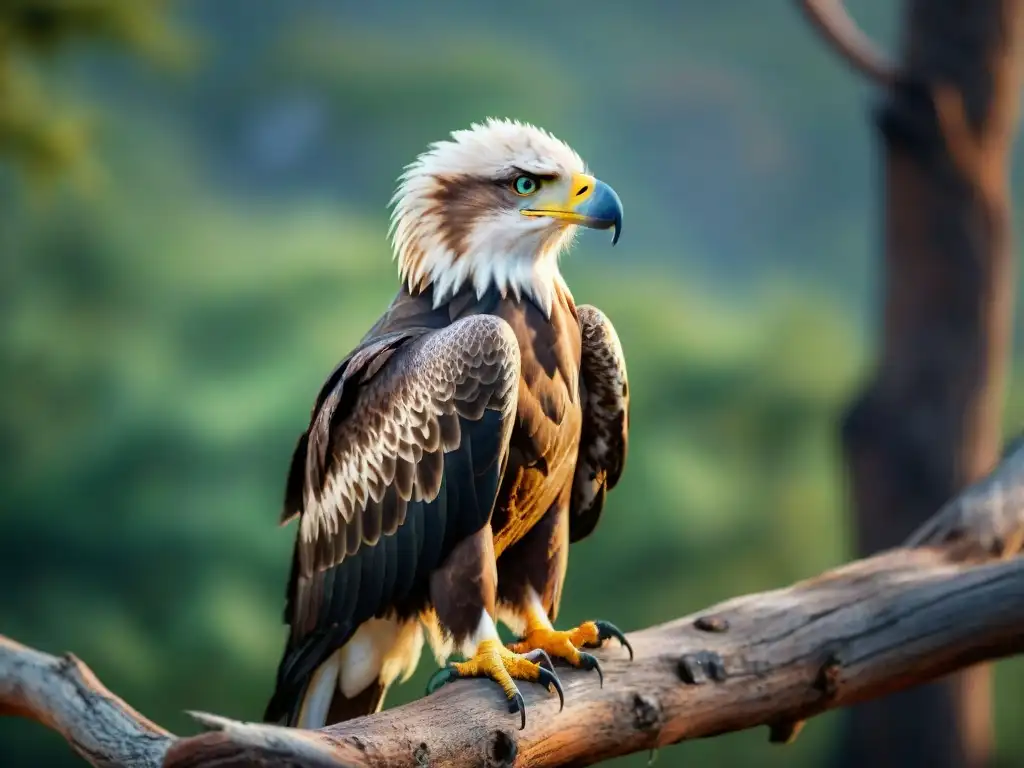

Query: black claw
[523,648,556,673]
[537,666,565,712]
[507,690,527,730]
[425,665,460,695]
[594,620,634,661]
[578,652,604,688]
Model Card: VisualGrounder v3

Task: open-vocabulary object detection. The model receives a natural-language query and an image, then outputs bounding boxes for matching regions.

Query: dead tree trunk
[799,2,1023,767]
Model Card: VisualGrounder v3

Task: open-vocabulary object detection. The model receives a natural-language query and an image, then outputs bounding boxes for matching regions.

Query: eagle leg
[507,603,634,687]
[425,640,564,729]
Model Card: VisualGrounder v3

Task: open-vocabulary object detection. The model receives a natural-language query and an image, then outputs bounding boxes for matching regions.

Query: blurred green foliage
[1,2,1023,767]
[0,0,189,182]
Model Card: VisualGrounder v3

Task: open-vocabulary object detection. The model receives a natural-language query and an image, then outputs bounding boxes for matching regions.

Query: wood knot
[57,652,82,675]
[413,742,429,767]
[814,650,843,699]
[484,730,517,768]
[631,693,662,732]
[677,650,727,685]
[694,615,729,633]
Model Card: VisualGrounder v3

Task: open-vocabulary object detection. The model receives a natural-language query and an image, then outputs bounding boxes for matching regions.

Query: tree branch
[4,552,1022,768]
[5,437,1024,768]
[0,636,172,768]
[796,0,898,87]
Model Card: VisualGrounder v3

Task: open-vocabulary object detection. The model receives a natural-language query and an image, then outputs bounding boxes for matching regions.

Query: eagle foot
[507,620,634,687]
[425,640,564,729]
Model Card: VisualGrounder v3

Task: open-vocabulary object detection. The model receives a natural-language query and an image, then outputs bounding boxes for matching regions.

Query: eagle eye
[512,174,540,196]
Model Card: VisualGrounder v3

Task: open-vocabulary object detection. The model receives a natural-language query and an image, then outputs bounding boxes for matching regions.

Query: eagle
[264,118,632,731]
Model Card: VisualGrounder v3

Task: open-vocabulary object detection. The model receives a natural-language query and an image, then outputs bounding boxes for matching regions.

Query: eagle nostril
[576,185,589,196]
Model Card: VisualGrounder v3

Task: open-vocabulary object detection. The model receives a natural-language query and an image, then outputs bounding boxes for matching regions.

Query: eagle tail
[267,618,421,728]
[325,677,388,724]
[275,647,390,729]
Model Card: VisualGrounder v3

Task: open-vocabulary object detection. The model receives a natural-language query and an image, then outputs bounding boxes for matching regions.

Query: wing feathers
[438,410,461,450]
[394,457,415,501]
[569,305,630,543]
[299,314,520,576]
[265,314,521,726]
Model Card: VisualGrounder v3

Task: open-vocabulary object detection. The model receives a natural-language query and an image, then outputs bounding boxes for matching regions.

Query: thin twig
[797,0,898,86]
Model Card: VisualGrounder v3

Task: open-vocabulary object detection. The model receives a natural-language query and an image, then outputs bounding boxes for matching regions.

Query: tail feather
[266,617,423,729]
[285,650,389,729]
[294,649,341,729]
[326,680,388,724]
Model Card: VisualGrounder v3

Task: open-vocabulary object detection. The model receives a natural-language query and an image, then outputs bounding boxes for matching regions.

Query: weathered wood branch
[3,550,1022,768]
[796,0,897,86]
[0,636,172,768]
[3,437,1024,768]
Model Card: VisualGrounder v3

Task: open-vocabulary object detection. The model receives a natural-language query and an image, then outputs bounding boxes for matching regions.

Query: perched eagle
[264,118,631,731]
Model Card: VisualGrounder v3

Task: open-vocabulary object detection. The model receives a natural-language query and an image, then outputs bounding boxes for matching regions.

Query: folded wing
[265,314,521,723]
[569,305,630,543]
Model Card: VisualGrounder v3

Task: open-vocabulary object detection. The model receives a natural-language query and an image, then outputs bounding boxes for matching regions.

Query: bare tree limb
[5,436,1024,767]
[0,636,172,768]
[166,550,1024,768]
[3,552,1022,768]
[3,445,1024,768]
[796,0,898,86]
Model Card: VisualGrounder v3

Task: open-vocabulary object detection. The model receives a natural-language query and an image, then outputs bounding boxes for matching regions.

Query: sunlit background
[1,2,1023,766]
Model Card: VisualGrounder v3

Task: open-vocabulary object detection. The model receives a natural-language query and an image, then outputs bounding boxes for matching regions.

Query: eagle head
[388,118,623,316]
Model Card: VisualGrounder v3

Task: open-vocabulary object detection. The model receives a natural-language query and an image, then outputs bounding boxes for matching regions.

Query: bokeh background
[1,1,1023,766]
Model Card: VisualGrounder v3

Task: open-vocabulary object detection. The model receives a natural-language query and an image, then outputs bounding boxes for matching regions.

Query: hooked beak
[522,173,624,245]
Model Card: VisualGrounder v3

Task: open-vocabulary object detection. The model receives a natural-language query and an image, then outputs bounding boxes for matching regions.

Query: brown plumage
[264,119,631,730]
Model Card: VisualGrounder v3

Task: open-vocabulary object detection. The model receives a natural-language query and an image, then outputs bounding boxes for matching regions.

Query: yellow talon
[508,627,588,665]
[508,619,634,687]
[425,638,565,729]
[450,639,533,698]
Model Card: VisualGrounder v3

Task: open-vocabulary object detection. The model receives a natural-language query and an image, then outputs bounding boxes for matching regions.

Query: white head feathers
[387,118,590,317]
